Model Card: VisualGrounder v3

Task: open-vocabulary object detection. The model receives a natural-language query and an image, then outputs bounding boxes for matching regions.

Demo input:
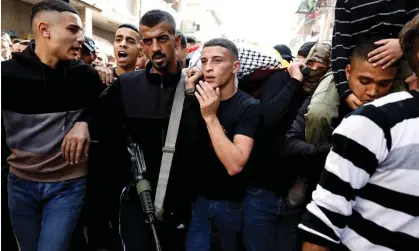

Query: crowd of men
[1,0,419,251]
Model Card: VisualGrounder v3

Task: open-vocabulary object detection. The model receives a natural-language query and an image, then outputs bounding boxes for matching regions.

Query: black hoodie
[1,42,104,182]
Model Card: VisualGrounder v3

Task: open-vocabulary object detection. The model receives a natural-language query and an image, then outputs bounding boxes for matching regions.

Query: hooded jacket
[1,42,104,182]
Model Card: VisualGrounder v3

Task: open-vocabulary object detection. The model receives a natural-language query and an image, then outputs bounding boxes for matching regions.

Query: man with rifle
[96,9,196,251]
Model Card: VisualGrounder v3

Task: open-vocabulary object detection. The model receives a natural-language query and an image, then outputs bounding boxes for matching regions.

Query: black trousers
[84,143,128,251]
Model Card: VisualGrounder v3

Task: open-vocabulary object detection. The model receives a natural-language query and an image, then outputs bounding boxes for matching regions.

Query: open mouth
[118,51,128,58]
[71,47,80,54]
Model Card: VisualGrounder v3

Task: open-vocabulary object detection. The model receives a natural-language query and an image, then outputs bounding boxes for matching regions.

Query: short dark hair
[186,36,197,44]
[139,10,176,37]
[298,41,316,57]
[176,30,187,49]
[351,35,398,67]
[19,40,30,46]
[12,39,22,44]
[30,0,79,26]
[203,38,239,60]
[399,14,419,70]
[118,23,139,34]
[180,35,187,49]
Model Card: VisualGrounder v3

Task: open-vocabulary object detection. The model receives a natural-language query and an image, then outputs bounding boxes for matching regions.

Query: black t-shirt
[192,90,260,201]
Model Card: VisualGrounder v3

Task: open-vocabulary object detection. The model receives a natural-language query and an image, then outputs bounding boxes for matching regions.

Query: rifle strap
[154,72,186,216]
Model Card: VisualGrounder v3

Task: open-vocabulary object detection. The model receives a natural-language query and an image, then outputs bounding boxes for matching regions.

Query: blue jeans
[186,197,243,251]
[7,171,86,251]
[243,187,304,251]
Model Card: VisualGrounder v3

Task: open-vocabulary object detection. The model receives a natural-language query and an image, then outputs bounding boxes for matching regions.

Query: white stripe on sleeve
[324,151,371,190]
[354,197,419,237]
[334,115,389,163]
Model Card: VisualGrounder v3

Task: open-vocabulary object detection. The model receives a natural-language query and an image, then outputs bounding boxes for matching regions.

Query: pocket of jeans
[7,172,20,183]
[226,201,243,212]
[247,187,263,195]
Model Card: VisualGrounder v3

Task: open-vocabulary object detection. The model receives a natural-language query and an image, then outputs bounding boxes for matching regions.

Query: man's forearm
[302,242,330,251]
[205,117,245,176]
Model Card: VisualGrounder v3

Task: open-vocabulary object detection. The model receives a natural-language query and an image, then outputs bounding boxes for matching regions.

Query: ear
[345,64,351,80]
[135,45,141,57]
[175,34,181,48]
[232,60,241,75]
[38,22,50,38]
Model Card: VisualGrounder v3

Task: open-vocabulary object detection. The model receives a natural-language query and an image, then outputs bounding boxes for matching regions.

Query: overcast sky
[214,0,302,47]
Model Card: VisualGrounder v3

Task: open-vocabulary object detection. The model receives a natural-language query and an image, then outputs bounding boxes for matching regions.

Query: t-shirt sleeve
[234,102,261,139]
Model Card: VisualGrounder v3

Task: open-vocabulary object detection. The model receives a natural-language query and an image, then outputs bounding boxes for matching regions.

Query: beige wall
[1,0,115,56]
[1,0,33,39]
[92,26,115,56]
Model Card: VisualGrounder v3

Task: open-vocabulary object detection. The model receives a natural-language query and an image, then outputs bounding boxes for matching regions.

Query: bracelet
[185,88,195,95]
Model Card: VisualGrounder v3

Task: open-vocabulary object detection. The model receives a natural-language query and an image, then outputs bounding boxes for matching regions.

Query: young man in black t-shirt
[183,38,260,251]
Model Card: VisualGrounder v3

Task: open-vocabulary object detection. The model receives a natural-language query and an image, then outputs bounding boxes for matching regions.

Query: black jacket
[247,70,310,195]
[94,62,198,213]
[282,96,353,192]
[282,97,332,191]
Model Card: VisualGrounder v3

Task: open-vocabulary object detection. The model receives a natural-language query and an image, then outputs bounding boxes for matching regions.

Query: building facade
[1,0,182,57]
[288,0,336,54]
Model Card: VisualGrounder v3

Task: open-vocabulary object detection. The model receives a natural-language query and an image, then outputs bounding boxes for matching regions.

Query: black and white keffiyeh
[188,40,289,79]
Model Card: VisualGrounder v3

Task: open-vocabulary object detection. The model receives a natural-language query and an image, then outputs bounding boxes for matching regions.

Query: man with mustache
[95,9,192,251]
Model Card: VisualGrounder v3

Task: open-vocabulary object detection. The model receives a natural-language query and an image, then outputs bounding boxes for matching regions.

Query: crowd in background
[1,1,419,251]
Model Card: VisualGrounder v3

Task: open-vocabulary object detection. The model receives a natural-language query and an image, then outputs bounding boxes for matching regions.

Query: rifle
[127,142,163,251]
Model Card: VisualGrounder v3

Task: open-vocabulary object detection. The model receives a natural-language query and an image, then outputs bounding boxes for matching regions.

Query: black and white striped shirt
[299,90,419,250]
[332,0,419,100]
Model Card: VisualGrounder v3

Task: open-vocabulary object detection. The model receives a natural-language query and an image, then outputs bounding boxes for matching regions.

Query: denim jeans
[243,186,304,251]
[186,196,243,251]
[7,171,86,251]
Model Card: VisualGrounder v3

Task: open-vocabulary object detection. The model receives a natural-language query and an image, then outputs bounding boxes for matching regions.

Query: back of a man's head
[203,38,239,61]
[179,33,187,49]
[399,13,419,76]
[298,41,316,59]
[139,9,176,37]
[186,36,197,47]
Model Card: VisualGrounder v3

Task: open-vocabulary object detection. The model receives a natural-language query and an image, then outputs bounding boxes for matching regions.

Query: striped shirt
[299,90,419,251]
[332,0,419,100]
